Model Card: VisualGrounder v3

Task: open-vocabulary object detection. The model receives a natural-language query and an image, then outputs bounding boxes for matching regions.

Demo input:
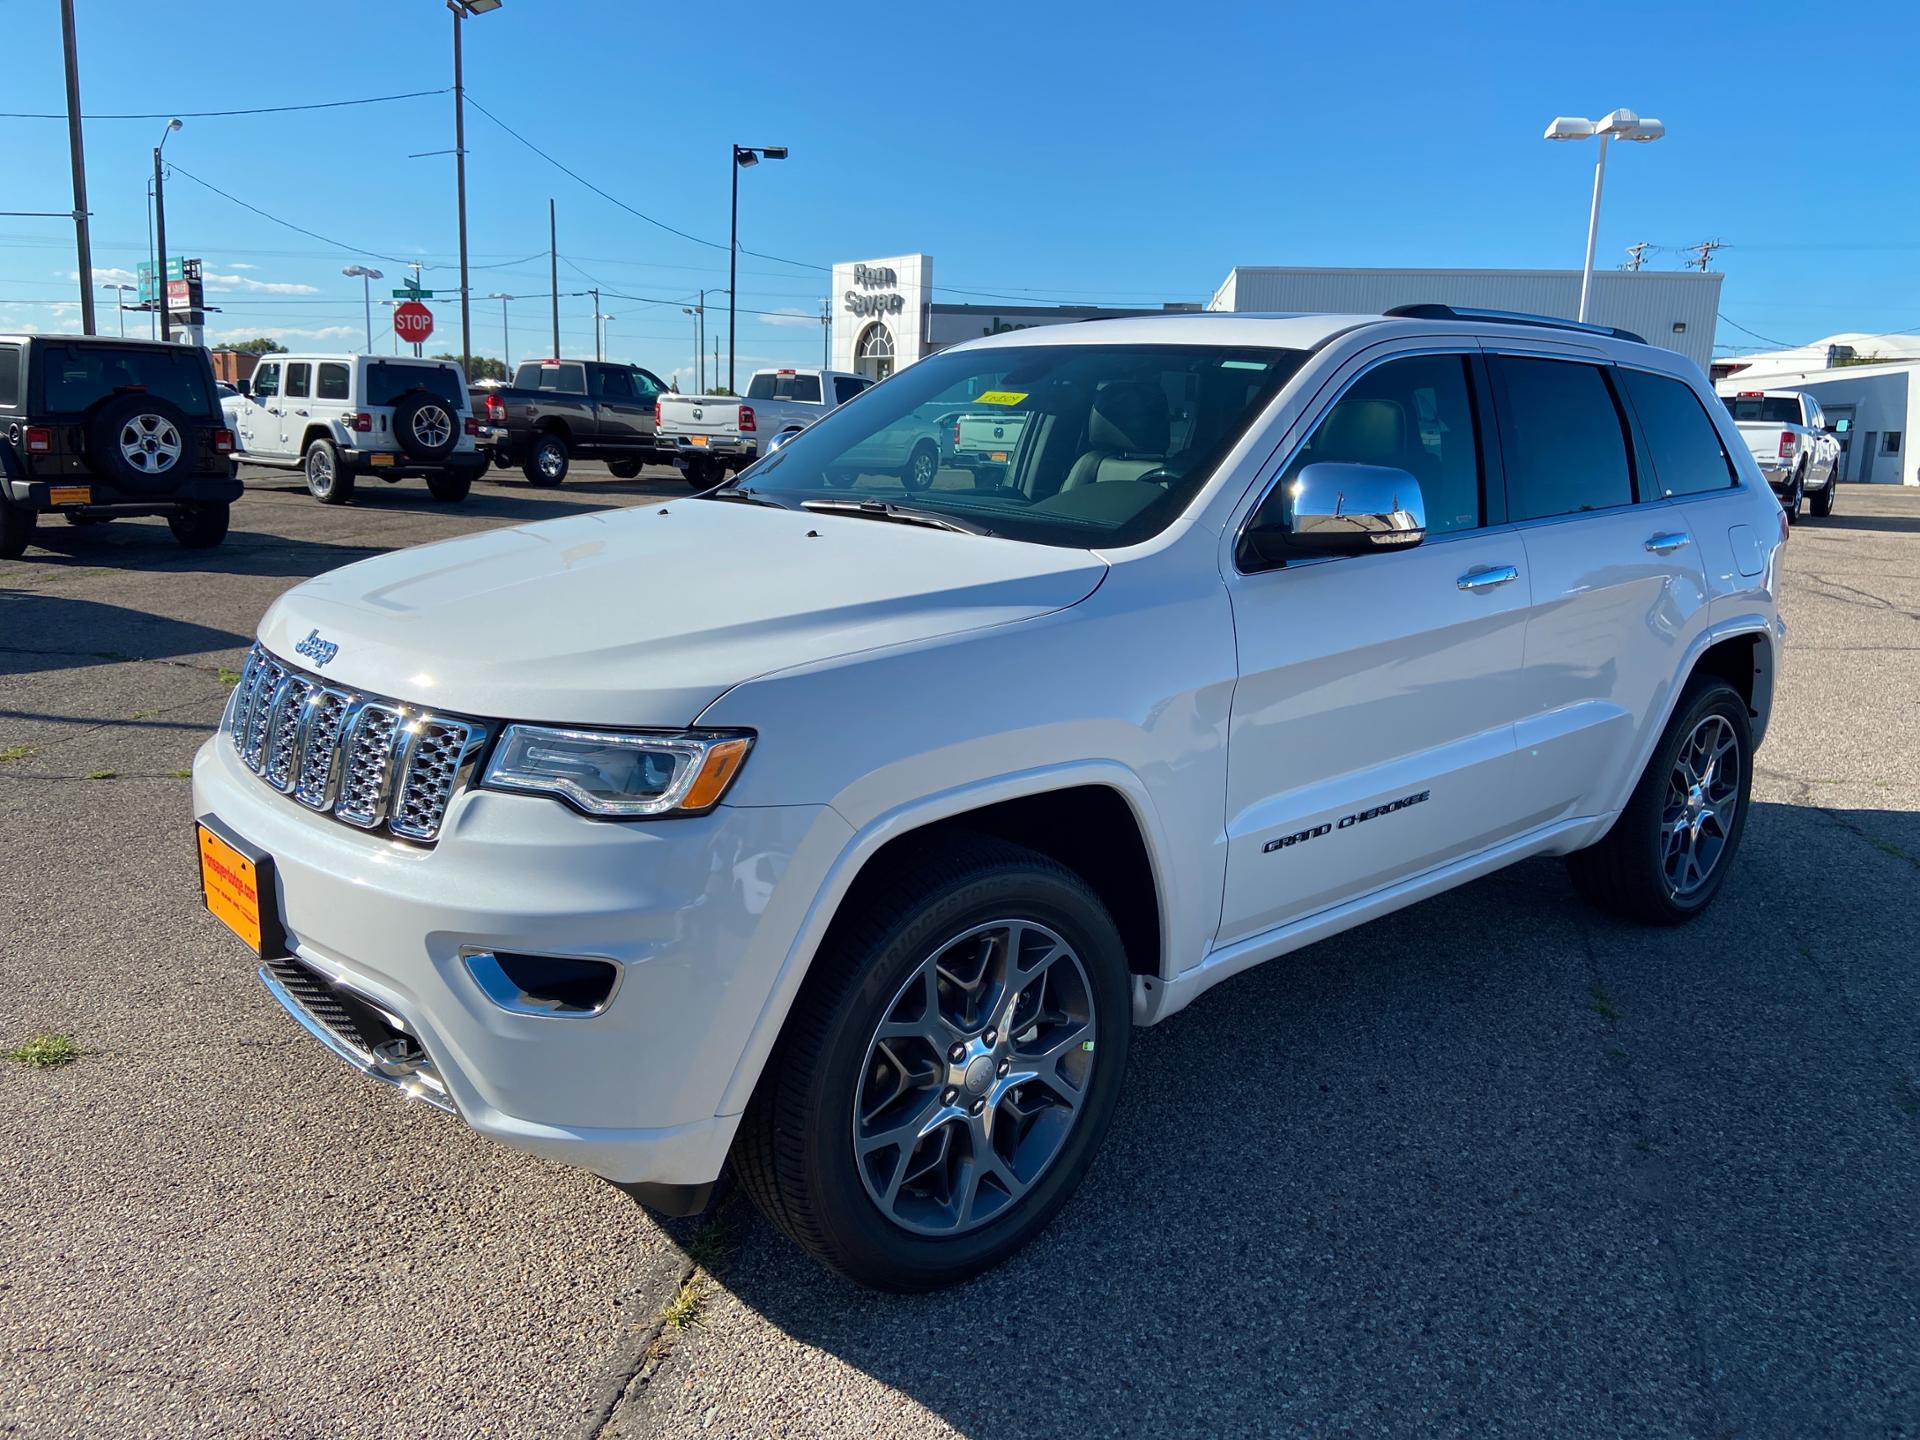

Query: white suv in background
[192,306,1783,1290]
[222,354,487,504]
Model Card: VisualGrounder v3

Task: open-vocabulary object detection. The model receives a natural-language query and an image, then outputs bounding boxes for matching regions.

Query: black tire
[823,469,858,489]
[1566,677,1753,926]
[84,393,195,496]
[683,457,718,489]
[1781,466,1805,524]
[523,431,569,486]
[733,835,1132,1291]
[900,440,939,492]
[304,438,354,505]
[167,502,229,549]
[0,502,35,559]
[491,448,516,472]
[1809,468,1837,517]
[607,457,643,480]
[426,470,472,503]
[392,391,459,462]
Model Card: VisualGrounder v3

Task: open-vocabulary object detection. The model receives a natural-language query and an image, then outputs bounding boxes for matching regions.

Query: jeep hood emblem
[295,629,339,668]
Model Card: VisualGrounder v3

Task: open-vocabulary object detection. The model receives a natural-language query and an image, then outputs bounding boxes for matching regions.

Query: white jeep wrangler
[221,353,487,505]
[193,306,1784,1290]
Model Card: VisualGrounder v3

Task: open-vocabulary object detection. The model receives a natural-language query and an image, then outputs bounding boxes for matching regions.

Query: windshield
[366,361,463,409]
[735,343,1305,547]
[1721,394,1803,426]
[38,345,213,417]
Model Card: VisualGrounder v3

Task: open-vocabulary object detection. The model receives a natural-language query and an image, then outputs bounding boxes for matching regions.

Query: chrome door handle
[293,408,309,417]
[1457,564,1519,592]
[1645,532,1690,555]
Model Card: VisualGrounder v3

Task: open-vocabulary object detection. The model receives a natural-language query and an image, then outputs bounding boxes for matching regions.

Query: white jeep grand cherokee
[192,307,1784,1290]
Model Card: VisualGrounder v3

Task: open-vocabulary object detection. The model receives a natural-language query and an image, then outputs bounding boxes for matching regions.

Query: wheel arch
[299,423,338,456]
[535,418,573,442]
[714,766,1173,1118]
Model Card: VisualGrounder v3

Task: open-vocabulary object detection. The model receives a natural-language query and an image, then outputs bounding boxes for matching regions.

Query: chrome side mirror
[766,425,807,455]
[1244,462,1426,566]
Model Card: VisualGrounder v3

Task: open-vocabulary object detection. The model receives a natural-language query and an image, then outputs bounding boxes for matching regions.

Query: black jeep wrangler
[0,334,240,557]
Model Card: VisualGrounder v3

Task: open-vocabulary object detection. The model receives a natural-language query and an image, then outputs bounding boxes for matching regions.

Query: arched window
[856,322,895,381]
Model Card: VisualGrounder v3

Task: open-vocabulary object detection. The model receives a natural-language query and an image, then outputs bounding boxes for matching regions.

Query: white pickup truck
[655,367,871,486]
[1716,387,1841,521]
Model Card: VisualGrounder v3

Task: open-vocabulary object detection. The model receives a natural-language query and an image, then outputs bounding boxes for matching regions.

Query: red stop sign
[393,300,434,344]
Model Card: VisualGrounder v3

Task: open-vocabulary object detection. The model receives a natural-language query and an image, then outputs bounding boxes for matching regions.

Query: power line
[1716,312,1798,349]
[165,163,425,270]
[0,88,450,120]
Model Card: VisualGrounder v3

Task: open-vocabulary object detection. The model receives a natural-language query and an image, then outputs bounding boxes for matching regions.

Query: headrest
[1087,381,1169,454]
[1316,398,1407,469]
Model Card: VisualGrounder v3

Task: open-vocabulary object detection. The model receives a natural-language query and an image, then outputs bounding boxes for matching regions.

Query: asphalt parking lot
[2,471,1917,1438]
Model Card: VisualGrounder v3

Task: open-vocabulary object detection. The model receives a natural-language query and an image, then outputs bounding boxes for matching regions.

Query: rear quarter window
[0,344,20,406]
[1620,369,1738,498]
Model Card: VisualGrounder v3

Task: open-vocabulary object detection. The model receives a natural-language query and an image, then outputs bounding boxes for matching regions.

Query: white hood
[258,501,1107,726]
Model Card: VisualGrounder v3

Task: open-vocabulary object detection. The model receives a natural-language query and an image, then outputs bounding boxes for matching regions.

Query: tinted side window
[1264,353,1484,536]
[632,368,665,400]
[284,363,311,399]
[252,362,280,399]
[538,364,587,393]
[834,377,865,405]
[0,344,20,406]
[1619,369,1737,498]
[596,367,636,400]
[316,362,350,401]
[1490,357,1632,519]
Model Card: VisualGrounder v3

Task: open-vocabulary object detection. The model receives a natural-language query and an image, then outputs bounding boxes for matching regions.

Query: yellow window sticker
[972,390,1028,406]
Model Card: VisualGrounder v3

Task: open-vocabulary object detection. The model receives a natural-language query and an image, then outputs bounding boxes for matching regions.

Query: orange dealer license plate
[196,819,287,958]
[687,434,709,446]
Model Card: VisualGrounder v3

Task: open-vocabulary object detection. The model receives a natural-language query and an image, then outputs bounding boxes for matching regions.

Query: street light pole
[102,283,133,336]
[152,119,182,341]
[1544,109,1664,324]
[729,144,788,393]
[342,265,384,351]
[59,0,97,335]
[489,293,512,372]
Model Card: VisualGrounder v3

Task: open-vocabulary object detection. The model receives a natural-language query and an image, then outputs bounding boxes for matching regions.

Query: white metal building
[1210,266,1723,371]
[1717,358,1919,485]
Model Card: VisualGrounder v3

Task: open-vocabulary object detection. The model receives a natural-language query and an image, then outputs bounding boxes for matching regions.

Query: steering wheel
[1132,466,1185,488]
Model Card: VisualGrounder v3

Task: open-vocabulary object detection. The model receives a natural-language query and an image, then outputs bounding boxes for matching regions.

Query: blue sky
[4,0,1915,381]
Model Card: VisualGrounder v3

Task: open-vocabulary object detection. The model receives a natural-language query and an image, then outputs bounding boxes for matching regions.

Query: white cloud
[74,266,139,287]
[201,272,320,296]
[227,263,257,271]
[208,324,358,345]
[758,309,821,328]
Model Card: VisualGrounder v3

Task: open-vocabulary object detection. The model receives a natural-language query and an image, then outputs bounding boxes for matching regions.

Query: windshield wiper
[703,485,794,510]
[800,498,991,536]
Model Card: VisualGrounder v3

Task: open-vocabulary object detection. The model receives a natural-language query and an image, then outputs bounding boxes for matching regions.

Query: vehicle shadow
[0,591,249,675]
[1803,508,1920,535]
[15,523,391,582]
[669,801,1920,1438]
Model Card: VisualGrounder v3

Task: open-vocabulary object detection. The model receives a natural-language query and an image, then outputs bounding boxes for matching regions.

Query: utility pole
[713,336,719,392]
[153,146,171,341]
[1686,239,1725,272]
[589,288,600,361]
[1623,241,1650,272]
[450,0,472,378]
[59,0,97,335]
[548,198,560,357]
[820,296,830,368]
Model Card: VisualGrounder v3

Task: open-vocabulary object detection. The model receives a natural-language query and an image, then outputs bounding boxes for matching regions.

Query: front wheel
[523,432,569,487]
[1567,678,1753,925]
[0,503,36,559]
[606,457,643,480]
[167,502,230,549]
[733,836,1131,1291]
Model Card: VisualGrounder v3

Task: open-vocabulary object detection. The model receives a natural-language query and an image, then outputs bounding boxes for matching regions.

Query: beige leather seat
[1060,381,1171,492]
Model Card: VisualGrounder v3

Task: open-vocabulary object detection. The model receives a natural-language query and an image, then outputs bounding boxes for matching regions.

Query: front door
[1217,349,1535,946]
[238,361,283,457]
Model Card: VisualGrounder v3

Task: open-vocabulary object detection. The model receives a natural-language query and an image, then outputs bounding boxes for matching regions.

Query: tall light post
[682,291,705,390]
[1544,108,1665,323]
[488,292,513,372]
[59,0,97,334]
[342,265,384,351]
[378,301,399,355]
[101,282,135,336]
[729,144,787,393]
[153,117,182,341]
[449,0,501,379]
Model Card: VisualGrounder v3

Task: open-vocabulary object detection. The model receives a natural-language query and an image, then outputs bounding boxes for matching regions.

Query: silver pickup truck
[655,367,870,486]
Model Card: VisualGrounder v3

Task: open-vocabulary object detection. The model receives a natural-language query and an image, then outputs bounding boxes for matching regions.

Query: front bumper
[192,732,850,1186]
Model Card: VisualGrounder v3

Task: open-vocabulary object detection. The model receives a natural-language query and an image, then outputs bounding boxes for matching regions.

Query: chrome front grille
[226,644,489,845]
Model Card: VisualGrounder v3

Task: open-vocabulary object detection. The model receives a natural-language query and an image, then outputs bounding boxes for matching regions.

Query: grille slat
[226,643,484,846]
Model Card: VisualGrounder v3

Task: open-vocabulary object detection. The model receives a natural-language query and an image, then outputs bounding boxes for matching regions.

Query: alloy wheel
[1661,714,1740,897]
[412,405,452,450]
[853,919,1098,1237]
[119,414,182,474]
[308,447,333,489]
[538,440,564,479]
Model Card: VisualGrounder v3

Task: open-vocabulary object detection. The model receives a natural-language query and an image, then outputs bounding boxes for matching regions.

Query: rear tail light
[351,412,372,433]
[1777,430,1797,458]
[483,394,507,423]
[212,428,235,454]
[953,420,962,446]
[463,415,478,436]
[654,399,662,427]
[23,426,52,454]
[738,404,755,433]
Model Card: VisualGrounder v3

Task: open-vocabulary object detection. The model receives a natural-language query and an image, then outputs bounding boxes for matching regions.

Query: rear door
[1217,346,1536,945]
[591,365,651,449]
[1490,349,1711,825]
[279,361,312,452]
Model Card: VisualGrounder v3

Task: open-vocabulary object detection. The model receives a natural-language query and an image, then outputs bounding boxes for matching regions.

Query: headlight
[481,726,753,818]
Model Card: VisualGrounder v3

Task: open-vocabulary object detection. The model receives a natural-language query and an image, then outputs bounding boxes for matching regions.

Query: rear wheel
[523,432,570,486]
[1567,677,1752,925]
[733,836,1131,1291]
[167,502,230,549]
[901,441,939,492]
[305,439,353,505]
[1781,466,1805,524]
[426,470,472,503]
[0,503,36,559]
[1809,468,1837,517]
[607,457,643,480]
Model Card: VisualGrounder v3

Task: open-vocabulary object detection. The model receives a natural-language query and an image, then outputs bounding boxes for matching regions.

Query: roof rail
[1383,303,1646,346]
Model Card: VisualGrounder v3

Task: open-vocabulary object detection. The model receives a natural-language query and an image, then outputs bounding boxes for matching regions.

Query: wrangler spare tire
[85,393,194,496]
[392,390,458,462]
